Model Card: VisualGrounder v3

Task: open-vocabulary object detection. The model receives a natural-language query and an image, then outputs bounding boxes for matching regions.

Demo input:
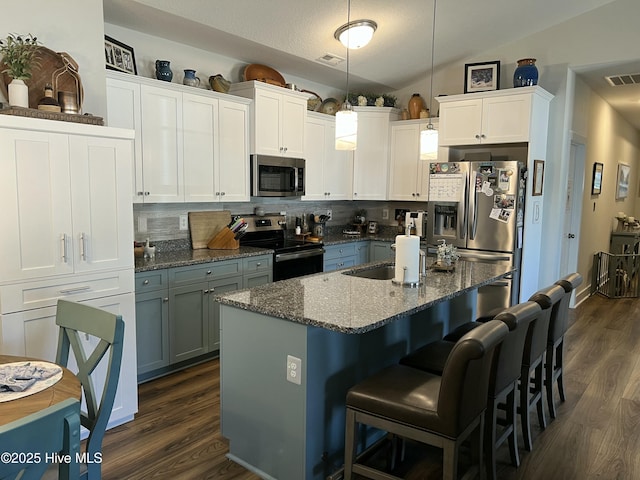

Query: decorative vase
[513,58,539,87]
[8,78,29,108]
[408,93,424,119]
[183,69,200,87]
[155,60,173,82]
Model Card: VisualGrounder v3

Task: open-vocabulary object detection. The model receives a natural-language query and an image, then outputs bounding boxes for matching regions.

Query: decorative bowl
[243,64,285,87]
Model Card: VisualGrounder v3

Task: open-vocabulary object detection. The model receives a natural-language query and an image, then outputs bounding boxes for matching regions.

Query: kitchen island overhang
[216,261,514,480]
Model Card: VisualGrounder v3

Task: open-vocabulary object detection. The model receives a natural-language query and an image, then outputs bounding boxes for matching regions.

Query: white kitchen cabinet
[106,71,250,203]
[437,87,552,146]
[303,112,352,201]
[388,119,439,201]
[351,106,400,200]
[0,125,133,282]
[229,80,307,158]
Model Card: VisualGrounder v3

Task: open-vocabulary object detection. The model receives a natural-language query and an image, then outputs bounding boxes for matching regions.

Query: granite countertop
[216,260,513,334]
[135,246,273,272]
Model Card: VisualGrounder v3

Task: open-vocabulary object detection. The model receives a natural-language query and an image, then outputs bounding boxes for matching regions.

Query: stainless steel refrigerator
[426,160,526,316]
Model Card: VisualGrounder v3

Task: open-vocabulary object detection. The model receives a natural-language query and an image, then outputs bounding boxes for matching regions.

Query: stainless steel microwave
[251,155,305,197]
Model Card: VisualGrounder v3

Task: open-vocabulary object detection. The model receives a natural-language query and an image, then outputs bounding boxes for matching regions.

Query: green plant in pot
[0,33,40,108]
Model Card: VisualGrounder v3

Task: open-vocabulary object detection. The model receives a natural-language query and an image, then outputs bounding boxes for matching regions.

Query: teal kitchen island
[216,260,513,480]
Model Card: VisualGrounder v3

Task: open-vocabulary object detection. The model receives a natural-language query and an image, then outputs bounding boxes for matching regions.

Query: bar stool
[546,273,583,418]
[522,284,564,450]
[400,302,540,480]
[343,320,508,480]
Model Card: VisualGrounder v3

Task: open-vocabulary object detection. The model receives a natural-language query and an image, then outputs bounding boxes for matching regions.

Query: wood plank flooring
[95,293,640,479]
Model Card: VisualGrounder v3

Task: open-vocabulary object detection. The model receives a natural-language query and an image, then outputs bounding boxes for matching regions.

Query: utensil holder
[207,227,239,250]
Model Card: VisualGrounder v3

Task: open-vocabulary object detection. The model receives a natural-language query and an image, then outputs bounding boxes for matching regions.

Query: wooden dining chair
[56,299,125,480]
[0,398,80,480]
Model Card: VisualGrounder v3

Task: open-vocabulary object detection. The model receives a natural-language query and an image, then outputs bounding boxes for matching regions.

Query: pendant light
[335,0,358,150]
[420,0,438,160]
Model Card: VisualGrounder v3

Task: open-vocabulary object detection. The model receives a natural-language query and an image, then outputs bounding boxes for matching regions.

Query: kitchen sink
[343,264,395,280]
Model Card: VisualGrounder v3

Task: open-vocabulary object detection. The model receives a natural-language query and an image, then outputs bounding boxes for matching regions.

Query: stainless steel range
[238,214,324,281]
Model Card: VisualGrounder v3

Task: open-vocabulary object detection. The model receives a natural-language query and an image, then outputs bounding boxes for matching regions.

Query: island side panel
[220,305,308,480]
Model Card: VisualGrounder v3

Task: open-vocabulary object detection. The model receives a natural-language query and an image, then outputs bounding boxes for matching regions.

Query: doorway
[560,135,586,306]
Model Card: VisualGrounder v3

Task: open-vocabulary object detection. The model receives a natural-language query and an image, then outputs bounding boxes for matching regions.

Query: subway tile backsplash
[133,199,427,242]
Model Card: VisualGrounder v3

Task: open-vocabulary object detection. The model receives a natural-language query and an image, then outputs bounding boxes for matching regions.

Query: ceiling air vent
[605,73,640,86]
[316,53,344,66]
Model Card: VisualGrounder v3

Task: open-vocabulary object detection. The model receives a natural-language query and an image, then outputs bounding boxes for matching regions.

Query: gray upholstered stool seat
[344,320,508,480]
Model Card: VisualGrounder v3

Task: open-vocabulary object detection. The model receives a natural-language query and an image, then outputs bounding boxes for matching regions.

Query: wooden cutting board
[188,211,232,249]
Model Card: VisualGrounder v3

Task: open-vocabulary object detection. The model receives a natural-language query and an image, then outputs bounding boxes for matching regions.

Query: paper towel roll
[394,234,420,284]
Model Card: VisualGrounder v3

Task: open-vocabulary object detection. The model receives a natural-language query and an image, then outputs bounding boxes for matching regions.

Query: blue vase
[513,58,538,87]
[155,60,173,82]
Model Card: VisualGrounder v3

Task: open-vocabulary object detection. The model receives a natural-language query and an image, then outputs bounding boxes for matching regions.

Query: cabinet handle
[475,134,481,139]
[216,192,220,196]
[283,147,288,153]
[204,289,210,294]
[79,232,86,261]
[353,192,357,197]
[163,297,169,302]
[416,193,420,197]
[256,262,262,267]
[137,191,144,196]
[143,279,150,285]
[206,270,212,275]
[60,234,68,262]
[145,192,150,196]
[59,286,91,294]
[221,192,225,196]
[480,134,486,139]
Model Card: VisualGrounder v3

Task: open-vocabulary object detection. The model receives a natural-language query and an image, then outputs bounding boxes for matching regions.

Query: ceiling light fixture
[335,0,358,150]
[420,0,438,160]
[334,19,377,49]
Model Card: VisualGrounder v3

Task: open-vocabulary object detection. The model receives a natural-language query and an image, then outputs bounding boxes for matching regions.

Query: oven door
[273,248,324,281]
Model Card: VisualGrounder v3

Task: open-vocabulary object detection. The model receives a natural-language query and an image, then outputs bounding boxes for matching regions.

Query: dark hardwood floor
[97,293,640,479]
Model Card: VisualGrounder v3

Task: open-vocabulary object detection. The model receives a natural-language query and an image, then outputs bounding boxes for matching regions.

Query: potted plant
[0,33,40,108]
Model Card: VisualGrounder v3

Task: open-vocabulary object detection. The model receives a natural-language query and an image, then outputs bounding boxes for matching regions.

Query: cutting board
[188,211,232,249]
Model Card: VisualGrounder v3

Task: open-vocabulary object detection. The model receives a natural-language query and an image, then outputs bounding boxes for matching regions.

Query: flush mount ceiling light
[334,19,377,49]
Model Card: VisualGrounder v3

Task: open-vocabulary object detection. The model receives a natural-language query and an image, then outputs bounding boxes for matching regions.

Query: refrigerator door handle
[460,172,468,240]
[470,175,478,240]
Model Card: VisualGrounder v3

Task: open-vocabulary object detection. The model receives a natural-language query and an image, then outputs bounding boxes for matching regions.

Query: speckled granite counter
[134,246,272,272]
[216,260,512,334]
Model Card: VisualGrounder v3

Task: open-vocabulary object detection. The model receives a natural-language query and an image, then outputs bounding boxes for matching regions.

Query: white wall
[0,0,107,116]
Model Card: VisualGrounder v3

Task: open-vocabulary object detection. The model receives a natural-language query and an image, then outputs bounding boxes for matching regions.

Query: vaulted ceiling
[103,0,640,130]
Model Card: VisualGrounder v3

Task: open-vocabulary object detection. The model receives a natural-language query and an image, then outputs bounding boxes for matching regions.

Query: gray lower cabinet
[324,241,370,271]
[356,242,370,264]
[135,254,272,382]
[135,271,170,375]
[369,241,394,262]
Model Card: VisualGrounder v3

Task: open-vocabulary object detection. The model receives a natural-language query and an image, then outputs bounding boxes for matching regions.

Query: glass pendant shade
[334,20,377,49]
[419,126,438,160]
[335,105,358,150]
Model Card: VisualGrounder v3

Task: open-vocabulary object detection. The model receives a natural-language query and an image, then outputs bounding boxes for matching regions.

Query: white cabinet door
[183,92,217,203]
[280,95,306,158]
[324,121,352,200]
[218,99,250,202]
[106,77,143,202]
[68,135,134,273]
[481,94,532,143]
[140,85,183,202]
[352,109,395,200]
[0,130,74,281]
[438,98,483,146]
[389,122,421,201]
[302,116,325,201]
[254,88,283,156]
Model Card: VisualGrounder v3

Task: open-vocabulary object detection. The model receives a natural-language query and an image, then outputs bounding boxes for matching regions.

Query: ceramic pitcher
[155,60,173,82]
[183,69,200,87]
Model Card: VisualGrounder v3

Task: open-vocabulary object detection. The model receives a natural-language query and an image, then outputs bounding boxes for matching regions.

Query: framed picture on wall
[464,61,500,94]
[592,162,603,195]
[616,163,630,200]
[105,35,137,75]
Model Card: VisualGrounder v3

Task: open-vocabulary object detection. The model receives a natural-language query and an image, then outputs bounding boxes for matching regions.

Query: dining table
[0,354,82,425]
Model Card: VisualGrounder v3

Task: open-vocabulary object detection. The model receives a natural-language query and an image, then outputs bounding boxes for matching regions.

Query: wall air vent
[605,73,640,86]
[316,53,345,66]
